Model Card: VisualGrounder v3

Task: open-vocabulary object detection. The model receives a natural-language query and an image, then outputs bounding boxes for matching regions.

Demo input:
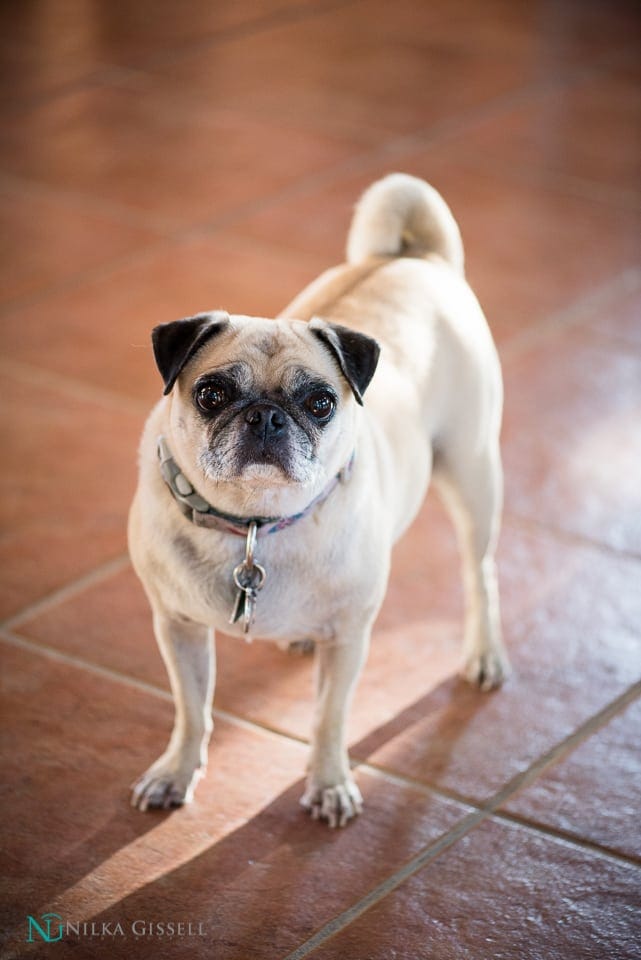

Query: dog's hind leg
[433,442,510,690]
[131,613,215,810]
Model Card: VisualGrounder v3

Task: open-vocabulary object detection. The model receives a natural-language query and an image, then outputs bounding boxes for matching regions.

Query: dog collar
[157,436,354,537]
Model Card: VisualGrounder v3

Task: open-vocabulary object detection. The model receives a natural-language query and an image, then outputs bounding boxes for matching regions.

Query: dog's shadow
[39,675,489,959]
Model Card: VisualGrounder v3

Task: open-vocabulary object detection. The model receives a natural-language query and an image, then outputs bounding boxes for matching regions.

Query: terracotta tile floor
[1,1,640,958]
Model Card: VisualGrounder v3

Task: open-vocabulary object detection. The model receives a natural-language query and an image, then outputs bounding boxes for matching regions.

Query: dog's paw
[463,647,511,691]
[131,754,204,812]
[300,778,363,828]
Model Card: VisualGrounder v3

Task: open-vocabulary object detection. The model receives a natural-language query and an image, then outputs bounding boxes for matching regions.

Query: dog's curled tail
[346,173,464,274]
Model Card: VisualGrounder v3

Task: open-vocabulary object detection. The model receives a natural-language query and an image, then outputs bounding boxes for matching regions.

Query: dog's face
[151,311,380,496]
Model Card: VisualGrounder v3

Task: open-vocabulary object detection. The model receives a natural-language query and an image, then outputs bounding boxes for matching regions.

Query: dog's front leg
[132,611,215,811]
[301,629,369,828]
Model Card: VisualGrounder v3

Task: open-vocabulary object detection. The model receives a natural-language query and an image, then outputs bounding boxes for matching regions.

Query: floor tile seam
[0,63,138,116]
[576,323,641,356]
[326,52,620,166]
[0,0,359,119]
[281,807,489,960]
[280,681,641,960]
[0,627,173,703]
[356,760,478,811]
[152,59,609,249]
[0,358,150,418]
[113,0,361,75]
[134,6,607,113]
[0,628,310,752]
[117,34,610,150]
[486,680,641,813]
[0,554,133,633]
[0,230,176,325]
[142,0,359,69]
[0,167,177,236]
[490,809,641,869]
[506,166,641,215]
[358,753,641,870]
[0,135,378,321]
[212,705,309,749]
[451,150,641,214]
[502,510,641,565]
[220,98,640,252]
[281,797,641,960]
[498,265,641,358]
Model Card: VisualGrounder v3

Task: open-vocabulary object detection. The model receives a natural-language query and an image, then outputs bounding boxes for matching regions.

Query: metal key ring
[233,561,266,593]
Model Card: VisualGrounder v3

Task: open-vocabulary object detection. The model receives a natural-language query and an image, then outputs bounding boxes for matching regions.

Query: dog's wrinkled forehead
[152,310,380,403]
[189,317,341,391]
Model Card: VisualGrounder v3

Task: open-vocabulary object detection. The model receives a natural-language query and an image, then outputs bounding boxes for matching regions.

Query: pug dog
[128,173,509,827]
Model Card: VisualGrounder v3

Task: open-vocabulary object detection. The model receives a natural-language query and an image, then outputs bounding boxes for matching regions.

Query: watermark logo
[25,913,207,942]
[26,913,64,943]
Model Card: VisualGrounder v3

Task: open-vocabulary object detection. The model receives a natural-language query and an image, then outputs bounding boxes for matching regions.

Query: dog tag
[230,585,257,633]
[229,555,266,634]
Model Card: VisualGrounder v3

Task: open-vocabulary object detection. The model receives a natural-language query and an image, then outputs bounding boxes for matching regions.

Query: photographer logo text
[26,913,206,942]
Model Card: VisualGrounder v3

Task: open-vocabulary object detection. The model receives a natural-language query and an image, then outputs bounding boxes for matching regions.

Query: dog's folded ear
[152,311,231,395]
[309,317,380,405]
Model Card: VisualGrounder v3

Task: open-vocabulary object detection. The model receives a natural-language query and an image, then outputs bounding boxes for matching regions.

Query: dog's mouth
[233,437,315,484]
[200,432,316,487]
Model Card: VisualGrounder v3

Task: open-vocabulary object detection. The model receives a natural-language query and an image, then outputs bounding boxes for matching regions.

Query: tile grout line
[0,0,359,117]
[462,153,641,215]
[281,679,641,960]
[491,809,641,868]
[0,357,150,418]
[0,232,177,324]
[0,628,306,750]
[485,680,641,813]
[0,554,132,632]
[0,627,173,703]
[359,760,641,869]
[132,0,360,72]
[502,509,641,565]
[283,807,490,960]
[498,267,641,363]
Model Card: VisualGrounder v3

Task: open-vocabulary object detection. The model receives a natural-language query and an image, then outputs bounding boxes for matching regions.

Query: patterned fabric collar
[157,436,354,537]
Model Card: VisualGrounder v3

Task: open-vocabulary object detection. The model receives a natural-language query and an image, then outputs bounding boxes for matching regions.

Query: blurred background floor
[1,1,640,957]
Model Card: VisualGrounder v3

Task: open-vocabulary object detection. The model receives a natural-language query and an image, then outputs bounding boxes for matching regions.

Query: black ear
[309,317,380,405]
[151,311,231,395]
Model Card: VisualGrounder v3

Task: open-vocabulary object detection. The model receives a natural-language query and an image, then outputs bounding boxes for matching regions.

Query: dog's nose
[244,403,286,439]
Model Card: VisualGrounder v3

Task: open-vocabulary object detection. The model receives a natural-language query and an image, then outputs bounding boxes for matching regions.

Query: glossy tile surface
[2,1,640,957]
[307,819,641,960]
[502,695,641,860]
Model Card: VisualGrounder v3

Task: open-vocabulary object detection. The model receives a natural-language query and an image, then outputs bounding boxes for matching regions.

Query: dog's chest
[166,527,339,643]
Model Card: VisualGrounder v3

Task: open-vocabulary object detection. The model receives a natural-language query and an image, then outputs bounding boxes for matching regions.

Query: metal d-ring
[244,520,258,567]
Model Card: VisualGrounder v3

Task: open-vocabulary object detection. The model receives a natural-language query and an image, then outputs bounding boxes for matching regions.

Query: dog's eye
[305,390,336,422]
[196,382,230,412]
